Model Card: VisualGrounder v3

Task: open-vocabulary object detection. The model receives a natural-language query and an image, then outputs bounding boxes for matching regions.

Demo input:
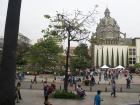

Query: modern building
[90,8,140,68]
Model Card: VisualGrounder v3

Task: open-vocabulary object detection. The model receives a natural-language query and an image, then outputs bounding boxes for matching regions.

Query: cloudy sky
[0,0,140,45]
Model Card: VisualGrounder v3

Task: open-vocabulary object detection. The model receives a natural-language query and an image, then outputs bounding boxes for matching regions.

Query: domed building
[90,8,140,68]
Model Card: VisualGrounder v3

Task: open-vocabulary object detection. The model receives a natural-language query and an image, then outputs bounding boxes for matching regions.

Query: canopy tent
[100,65,109,69]
[115,65,125,69]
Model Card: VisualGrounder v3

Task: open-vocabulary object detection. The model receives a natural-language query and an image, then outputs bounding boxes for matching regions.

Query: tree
[74,43,90,58]
[0,0,22,104]
[25,36,62,73]
[134,63,140,69]
[16,35,30,66]
[111,48,114,67]
[101,48,104,66]
[116,49,119,66]
[71,43,91,72]
[43,6,98,91]
[121,50,124,67]
[106,48,109,66]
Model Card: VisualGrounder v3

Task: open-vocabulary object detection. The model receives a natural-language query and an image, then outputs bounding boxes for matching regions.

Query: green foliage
[74,43,89,58]
[16,42,30,65]
[71,57,91,71]
[71,43,91,71]
[25,36,63,72]
[53,90,76,99]
[134,63,140,68]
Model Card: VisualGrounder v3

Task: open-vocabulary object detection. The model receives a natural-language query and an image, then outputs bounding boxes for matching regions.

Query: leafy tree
[43,7,98,91]
[71,43,91,72]
[71,57,90,74]
[121,50,124,67]
[16,38,30,66]
[74,43,90,58]
[116,49,119,66]
[134,63,140,69]
[106,48,109,66]
[25,35,62,73]
[111,48,114,67]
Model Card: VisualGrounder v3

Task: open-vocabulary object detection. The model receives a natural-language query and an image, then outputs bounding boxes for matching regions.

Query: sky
[0,0,140,46]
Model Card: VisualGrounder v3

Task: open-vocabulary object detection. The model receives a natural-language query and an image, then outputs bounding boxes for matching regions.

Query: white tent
[115,65,125,69]
[100,65,109,69]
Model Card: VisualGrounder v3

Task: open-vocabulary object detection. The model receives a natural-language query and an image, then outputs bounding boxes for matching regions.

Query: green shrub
[52,90,76,99]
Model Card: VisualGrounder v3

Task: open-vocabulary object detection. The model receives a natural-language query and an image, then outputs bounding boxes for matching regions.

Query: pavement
[23,74,140,85]
[19,75,140,93]
[15,74,140,105]
[16,89,140,105]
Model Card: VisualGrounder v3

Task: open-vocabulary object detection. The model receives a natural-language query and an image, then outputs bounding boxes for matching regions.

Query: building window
[129,57,136,65]
[129,48,136,56]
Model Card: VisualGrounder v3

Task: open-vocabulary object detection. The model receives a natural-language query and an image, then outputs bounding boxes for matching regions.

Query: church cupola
[104,8,110,17]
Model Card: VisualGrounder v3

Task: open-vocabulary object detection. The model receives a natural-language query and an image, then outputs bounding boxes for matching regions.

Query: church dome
[96,8,120,39]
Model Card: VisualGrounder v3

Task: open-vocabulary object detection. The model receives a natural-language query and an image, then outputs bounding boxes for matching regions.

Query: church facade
[90,8,140,68]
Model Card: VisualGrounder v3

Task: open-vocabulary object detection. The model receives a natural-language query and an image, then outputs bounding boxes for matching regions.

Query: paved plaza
[16,89,140,105]
[19,75,140,92]
[15,74,140,105]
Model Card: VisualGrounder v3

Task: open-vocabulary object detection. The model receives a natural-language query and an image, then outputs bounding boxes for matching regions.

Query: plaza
[15,74,140,105]
[17,89,140,105]
[1,1,140,105]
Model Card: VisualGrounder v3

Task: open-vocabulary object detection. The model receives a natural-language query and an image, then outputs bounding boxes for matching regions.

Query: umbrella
[100,65,109,69]
[115,65,125,69]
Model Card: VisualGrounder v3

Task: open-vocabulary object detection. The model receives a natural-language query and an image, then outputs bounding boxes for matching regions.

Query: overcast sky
[0,0,140,45]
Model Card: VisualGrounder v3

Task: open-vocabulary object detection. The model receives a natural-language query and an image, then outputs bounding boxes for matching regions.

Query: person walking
[111,78,116,97]
[94,90,103,105]
[44,83,49,105]
[15,86,20,103]
[126,77,131,89]
[17,81,22,100]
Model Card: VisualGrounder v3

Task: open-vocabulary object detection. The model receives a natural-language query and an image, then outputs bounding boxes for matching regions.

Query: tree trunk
[64,31,70,91]
[0,0,22,104]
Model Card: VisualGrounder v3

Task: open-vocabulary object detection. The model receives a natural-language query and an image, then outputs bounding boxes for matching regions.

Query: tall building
[90,8,140,67]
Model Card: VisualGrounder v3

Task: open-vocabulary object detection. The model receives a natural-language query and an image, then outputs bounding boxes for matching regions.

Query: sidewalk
[16,89,140,105]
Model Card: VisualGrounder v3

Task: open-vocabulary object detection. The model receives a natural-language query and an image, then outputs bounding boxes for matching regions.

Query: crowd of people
[15,67,140,105]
